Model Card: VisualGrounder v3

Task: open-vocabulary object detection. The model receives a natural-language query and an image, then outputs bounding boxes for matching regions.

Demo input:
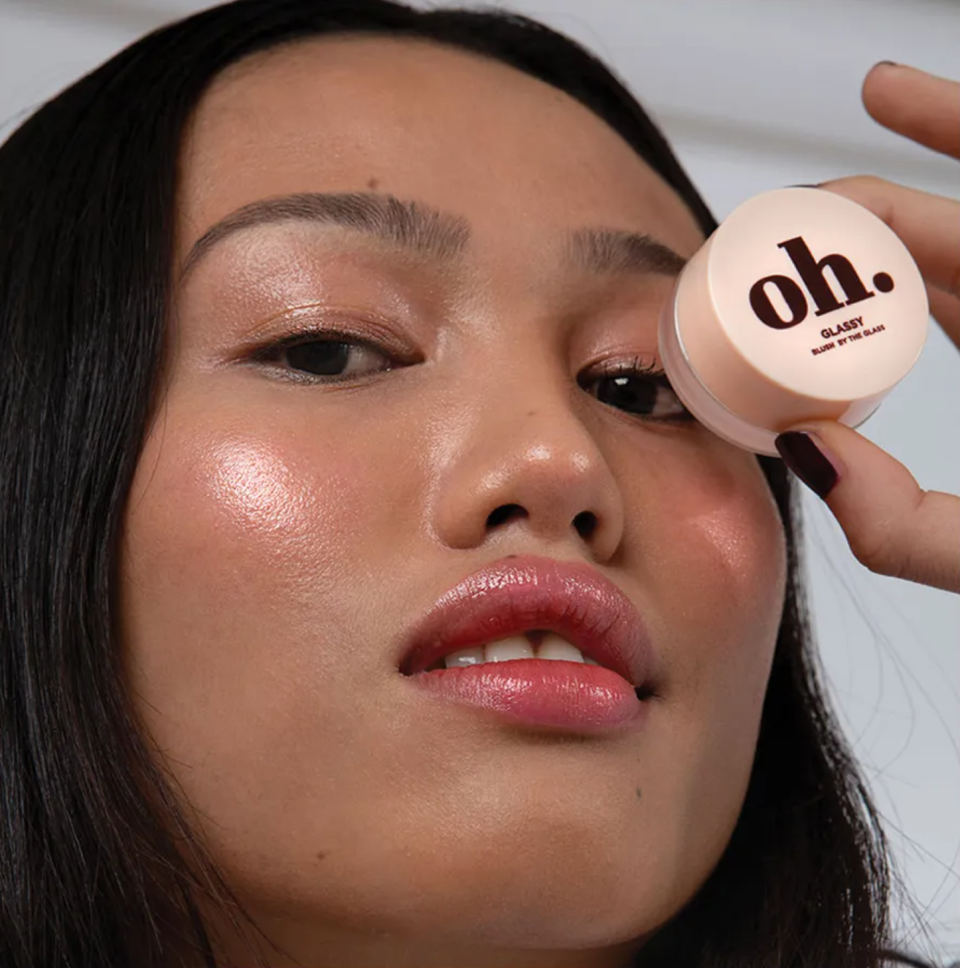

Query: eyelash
[247,328,695,422]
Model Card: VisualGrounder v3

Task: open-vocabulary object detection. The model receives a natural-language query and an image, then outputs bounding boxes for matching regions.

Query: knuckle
[848,522,905,578]
[857,174,888,193]
[948,264,960,300]
[829,174,887,196]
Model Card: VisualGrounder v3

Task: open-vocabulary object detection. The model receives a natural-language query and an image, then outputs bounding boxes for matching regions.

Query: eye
[580,358,694,421]
[249,331,398,382]
[248,332,692,424]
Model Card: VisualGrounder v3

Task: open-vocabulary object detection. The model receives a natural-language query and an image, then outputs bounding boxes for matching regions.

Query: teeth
[439,633,603,669]
[484,635,535,663]
[441,646,485,668]
[536,632,586,663]
[444,636,532,668]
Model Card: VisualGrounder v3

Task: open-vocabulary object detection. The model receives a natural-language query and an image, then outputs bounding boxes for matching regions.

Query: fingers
[862,62,960,159]
[770,63,960,595]
[817,176,960,301]
[775,423,960,593]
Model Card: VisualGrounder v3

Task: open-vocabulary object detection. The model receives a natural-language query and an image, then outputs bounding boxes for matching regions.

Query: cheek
[616,445,788,888]
[681,484,786,704]
[629,444,786,659]
[116,418,387,759]
[124,430,359,612]
[683,480,786,650]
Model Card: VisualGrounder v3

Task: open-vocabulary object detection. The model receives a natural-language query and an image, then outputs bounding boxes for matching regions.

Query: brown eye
[582,367,694,421]
[284,340,389,377]
[252,334,397,382]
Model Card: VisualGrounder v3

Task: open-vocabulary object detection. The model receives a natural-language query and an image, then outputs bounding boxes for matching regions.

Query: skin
[117,37,787,967]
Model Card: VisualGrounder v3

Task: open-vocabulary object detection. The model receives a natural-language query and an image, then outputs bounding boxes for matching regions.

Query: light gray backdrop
[1,0,956,961]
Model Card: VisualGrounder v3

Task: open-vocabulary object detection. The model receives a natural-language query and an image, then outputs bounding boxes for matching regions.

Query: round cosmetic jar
[658,187,929,456]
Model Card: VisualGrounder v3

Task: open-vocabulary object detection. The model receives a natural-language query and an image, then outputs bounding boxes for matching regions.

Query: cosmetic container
[659,187,929,455]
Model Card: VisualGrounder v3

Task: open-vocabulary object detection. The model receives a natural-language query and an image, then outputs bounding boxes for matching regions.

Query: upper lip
[398,555,656,688]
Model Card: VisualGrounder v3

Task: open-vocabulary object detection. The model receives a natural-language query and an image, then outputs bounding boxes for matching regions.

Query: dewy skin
[659,187,929,455]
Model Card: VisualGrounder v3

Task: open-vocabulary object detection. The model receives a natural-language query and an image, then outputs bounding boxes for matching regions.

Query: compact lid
[679,187,928,406]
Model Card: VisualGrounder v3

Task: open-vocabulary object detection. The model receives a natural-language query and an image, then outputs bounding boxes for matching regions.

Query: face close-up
[117,35,787,966]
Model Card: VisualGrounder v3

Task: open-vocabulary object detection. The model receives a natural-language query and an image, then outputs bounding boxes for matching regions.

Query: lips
[398,555,656,691]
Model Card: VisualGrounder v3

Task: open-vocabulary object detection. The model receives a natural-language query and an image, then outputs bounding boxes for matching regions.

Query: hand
[774,62,960,594]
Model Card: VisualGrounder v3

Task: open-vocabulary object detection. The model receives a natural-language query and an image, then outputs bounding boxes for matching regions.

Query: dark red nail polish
[775,431,839,499]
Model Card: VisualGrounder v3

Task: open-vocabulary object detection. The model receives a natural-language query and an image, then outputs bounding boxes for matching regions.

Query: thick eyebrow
[180,191,472,282]
[180,190,687,284]
[565,228,688,278]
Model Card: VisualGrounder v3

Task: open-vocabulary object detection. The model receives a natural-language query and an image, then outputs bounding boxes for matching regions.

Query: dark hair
[0,1,938,965]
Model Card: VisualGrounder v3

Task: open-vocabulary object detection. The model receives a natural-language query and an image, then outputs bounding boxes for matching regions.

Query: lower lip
[405,659,649,732]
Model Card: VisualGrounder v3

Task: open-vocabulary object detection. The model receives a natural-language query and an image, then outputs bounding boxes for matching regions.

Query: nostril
[573,510,597,540]
[487,503,526,528]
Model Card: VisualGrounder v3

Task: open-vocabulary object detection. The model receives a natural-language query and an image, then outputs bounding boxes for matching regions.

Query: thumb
[774,421,960,593]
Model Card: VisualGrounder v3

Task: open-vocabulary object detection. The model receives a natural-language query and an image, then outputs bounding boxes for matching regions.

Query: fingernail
[774,431,841,499]
[874,60,900,68]
[787,184,821,189]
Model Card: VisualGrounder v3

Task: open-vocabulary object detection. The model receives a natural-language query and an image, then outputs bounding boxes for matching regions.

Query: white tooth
[484,636,535,663]
[583,657,601,666]
[443,646,485,669]
[535,633,586,663]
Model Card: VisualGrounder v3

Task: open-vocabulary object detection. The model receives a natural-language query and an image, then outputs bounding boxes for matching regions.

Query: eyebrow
[180,190,687,282]
[181,192,470,281]
[566,227,687,277]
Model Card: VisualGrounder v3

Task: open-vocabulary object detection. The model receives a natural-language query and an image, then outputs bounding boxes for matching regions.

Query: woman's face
[118,36,787,967]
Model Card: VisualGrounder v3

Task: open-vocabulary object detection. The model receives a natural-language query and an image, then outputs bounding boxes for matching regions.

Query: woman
[0,1,955,965]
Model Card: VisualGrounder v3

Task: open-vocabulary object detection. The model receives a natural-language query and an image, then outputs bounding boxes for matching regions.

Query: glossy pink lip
[398,555,656,690]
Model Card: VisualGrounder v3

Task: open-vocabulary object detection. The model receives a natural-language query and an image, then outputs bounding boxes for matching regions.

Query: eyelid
[592,355,662,376]
[240,318,422,370]
[249,328,380,357]
[238,304,421,358]
[587,355,674,389]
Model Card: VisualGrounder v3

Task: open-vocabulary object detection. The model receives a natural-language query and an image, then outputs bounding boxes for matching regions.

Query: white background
[1,0,957,961]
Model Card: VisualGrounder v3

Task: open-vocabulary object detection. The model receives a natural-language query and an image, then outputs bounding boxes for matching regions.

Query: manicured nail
[774,431,841,499]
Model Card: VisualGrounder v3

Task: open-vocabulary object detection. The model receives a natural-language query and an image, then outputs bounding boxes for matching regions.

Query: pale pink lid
[659,188,929,456]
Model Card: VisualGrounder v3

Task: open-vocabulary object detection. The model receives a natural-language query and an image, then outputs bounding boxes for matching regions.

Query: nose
[427,367,626,563]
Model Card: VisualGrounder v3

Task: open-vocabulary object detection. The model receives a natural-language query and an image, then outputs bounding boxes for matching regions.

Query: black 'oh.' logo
[748,236,894,330]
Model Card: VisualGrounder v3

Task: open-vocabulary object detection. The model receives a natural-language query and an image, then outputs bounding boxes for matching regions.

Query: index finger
[862,63,960,159]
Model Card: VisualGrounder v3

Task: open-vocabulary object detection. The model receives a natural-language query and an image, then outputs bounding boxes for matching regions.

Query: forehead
[176,35,703,259]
